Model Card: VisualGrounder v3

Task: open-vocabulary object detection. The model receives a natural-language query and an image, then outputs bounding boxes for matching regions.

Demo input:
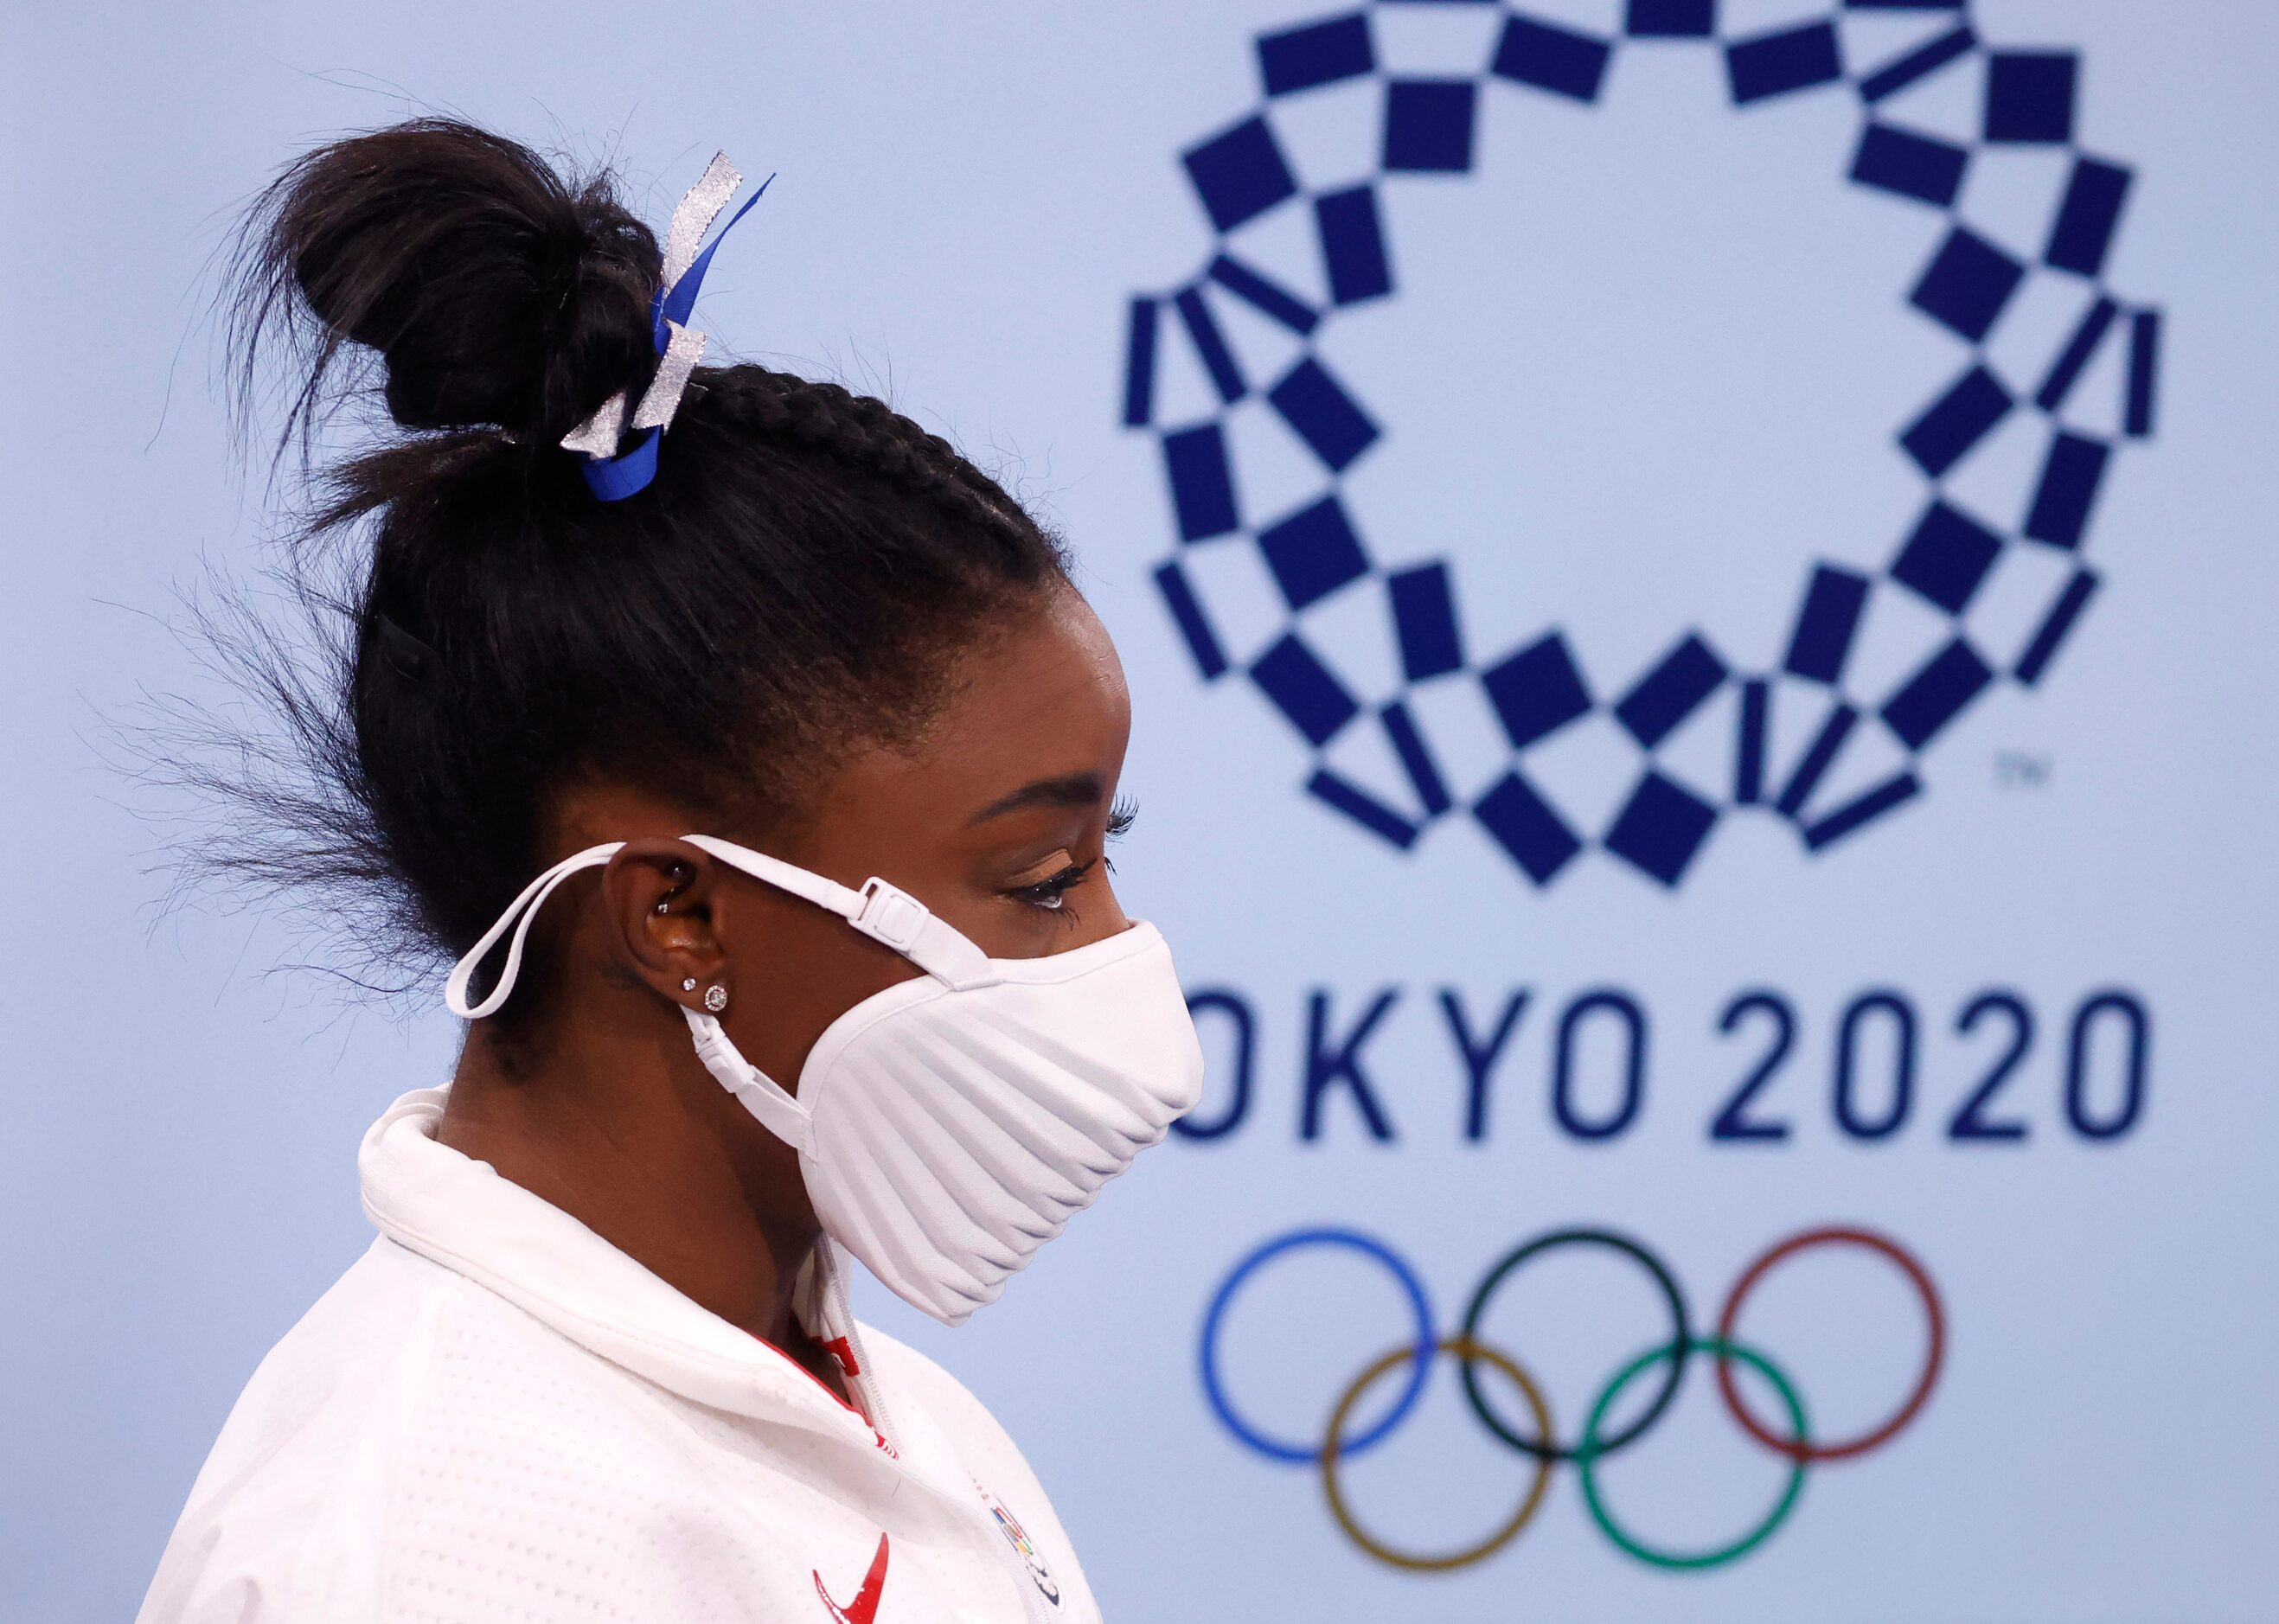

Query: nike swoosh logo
[814,1533,891,1624]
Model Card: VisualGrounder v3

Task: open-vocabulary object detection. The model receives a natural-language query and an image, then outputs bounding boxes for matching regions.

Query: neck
[435,1013,822,1355]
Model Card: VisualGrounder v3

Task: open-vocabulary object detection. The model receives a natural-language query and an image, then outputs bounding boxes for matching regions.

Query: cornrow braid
[712,369,1042,558]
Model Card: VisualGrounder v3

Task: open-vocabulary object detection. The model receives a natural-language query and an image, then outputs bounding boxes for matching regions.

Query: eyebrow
[966,771,1105,826]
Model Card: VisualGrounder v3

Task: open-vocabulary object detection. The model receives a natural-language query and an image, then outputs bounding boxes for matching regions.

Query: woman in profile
[138,119,1202,1623]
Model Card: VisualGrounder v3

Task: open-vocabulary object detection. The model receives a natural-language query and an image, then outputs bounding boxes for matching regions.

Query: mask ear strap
[682,834,1001,990]
[445,834,1004,1021]
[684,1007,813,1151]
[445,843,624,1019]
[682,834,867,914]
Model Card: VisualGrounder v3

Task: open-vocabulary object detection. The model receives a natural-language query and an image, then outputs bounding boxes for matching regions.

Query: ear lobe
[602,837,729,1009]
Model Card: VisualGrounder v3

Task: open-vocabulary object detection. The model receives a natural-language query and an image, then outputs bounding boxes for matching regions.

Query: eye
[1013,860,1092,912]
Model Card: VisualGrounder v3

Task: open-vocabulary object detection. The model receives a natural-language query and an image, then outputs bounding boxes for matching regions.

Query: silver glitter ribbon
[561,151,742,457]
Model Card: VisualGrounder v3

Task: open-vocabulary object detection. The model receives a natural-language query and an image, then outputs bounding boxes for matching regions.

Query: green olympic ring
[1577,1337,1810,1571]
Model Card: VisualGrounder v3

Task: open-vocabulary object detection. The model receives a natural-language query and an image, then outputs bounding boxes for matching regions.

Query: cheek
[715,890,924,1081]
[960,901,1068,960]
[1067,873,1131,945]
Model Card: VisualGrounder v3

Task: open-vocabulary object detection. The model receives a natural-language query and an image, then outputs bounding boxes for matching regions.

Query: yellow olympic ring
[1318,1335,1555,1573]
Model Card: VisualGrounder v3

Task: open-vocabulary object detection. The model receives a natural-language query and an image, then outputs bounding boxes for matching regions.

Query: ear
[599,837,733,1014]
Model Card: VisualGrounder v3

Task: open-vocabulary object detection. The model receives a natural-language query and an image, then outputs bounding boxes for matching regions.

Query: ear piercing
[682,978,698,993]
[703,983,729,1013]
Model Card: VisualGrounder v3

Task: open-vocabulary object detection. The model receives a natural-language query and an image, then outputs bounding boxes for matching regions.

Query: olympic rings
[1200,1223,1941,1572]
[1458,1229,1689,1461]
[1714,1225,1946,1462]
[1578,1338,1808,1571]
[1200,1227,1434,1464]
[1321,1336,1555,1572]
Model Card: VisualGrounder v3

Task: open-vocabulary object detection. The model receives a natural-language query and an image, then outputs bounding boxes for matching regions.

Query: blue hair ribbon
[562,156,774,502]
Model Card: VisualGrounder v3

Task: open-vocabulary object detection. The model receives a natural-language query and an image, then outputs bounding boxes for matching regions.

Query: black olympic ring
[1457,1228,1689,1462]
[1198,1223,1943,1572]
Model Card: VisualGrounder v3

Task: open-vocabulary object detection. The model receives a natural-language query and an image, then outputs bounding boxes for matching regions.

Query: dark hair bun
[253,118,662,440]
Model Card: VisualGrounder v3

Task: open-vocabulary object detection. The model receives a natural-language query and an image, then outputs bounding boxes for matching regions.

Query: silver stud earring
[703,983,729,1013]
[656,900,670,914]
[681,977,697,993]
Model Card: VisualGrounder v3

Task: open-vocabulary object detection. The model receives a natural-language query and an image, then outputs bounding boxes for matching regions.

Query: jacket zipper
[820,1249,1059,1621]
[822,1247,910,1461]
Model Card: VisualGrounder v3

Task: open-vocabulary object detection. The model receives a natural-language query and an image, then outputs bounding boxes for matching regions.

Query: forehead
[945,589,1129,749]
[811,589,1131,825]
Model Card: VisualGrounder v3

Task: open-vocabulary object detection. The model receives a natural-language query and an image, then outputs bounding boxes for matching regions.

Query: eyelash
[1015,860,1094,915]
[1012,798,1139,915]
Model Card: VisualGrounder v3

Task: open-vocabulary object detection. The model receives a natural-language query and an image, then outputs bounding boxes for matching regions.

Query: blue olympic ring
[1121,2,2161,888]
[1198,1226,1435,1464]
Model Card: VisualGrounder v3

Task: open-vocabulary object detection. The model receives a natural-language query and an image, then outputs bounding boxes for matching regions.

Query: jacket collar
[358,1087,880,1448]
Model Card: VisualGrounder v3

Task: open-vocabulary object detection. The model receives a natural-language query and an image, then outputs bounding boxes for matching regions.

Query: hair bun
[250,118,661,441]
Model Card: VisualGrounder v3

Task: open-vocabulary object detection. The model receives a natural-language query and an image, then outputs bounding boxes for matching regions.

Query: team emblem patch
[983,1487,1063,1608]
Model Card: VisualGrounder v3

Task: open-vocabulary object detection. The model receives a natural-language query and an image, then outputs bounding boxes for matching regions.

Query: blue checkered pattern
[1123,1,2160,888]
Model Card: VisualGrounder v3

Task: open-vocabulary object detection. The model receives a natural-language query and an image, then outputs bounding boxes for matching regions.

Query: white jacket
[138,1089,1100,1624]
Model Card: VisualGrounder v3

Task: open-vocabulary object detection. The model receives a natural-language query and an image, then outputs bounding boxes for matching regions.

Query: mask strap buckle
[852,878,929,950]
[851,878,1002,991]
[684,1007,812,1152]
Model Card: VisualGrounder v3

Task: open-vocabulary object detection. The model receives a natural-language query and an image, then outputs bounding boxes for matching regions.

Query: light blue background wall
[4,3,2276,1621]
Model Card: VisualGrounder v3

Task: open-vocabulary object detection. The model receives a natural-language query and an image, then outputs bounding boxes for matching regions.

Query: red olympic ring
[1714,1225,1944,1463]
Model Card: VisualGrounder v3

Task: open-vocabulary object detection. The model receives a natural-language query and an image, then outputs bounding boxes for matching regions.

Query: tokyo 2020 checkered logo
[1120,3,2160,888]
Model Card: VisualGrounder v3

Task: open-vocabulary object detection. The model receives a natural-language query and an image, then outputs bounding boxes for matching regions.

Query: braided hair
[182,118,1069,991]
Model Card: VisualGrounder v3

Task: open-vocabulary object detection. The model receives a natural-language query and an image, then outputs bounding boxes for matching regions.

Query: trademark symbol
[1995,750,2052,789]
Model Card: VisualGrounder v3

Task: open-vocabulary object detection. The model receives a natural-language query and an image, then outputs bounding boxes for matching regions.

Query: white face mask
[444,835,1205,1325]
